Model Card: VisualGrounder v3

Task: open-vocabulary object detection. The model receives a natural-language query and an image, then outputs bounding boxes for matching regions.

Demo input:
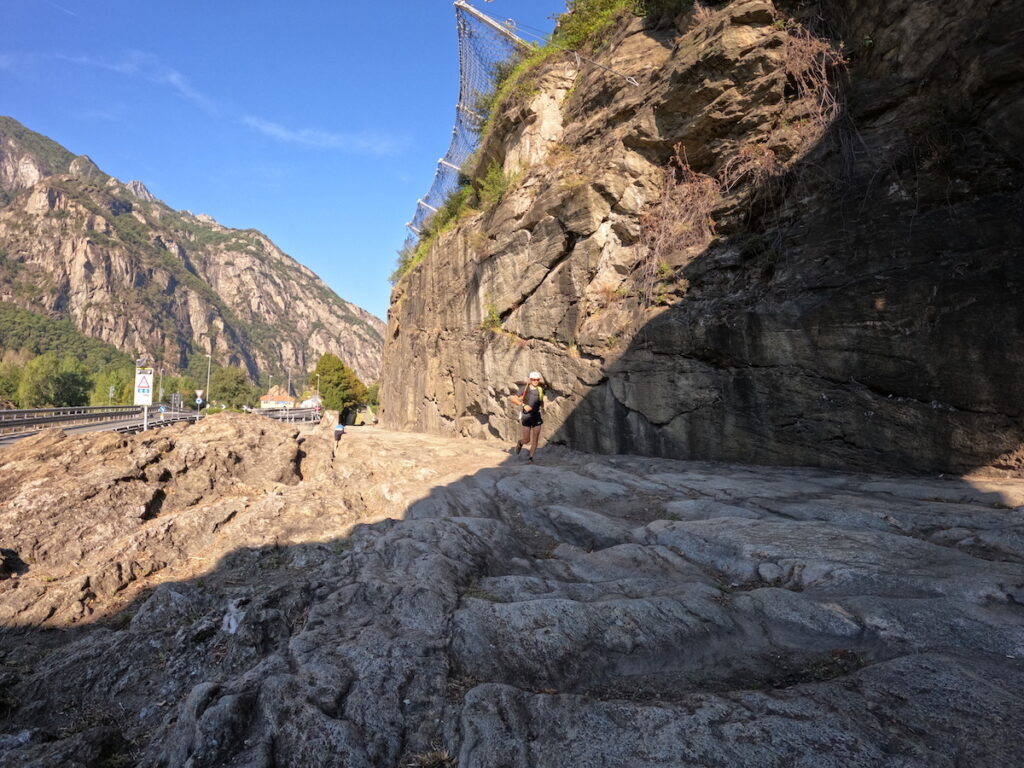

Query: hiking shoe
[527,455,534,463]
[514,440,523,456]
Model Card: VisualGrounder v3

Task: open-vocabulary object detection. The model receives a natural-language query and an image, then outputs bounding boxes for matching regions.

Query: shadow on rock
[550,0,1024,476]
[4,423,1021,766]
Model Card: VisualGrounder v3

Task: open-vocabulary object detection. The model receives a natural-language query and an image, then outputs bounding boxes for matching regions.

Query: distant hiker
[510,371,545,463]
[334,422,345,443]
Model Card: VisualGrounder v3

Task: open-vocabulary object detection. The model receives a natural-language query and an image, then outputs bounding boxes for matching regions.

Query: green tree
[88,366,134,405]
[54,355,90,406]
[184,352,215,391]
[164,374,199,408]
[366,381,380,407]
[314,353,369,413]
[17,352,59,407]
[211,365,259,408]
[0,349,29,405]
[17,352,90,407]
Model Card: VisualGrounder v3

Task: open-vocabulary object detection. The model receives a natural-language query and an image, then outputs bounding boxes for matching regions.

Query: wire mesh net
[403,2,527,250]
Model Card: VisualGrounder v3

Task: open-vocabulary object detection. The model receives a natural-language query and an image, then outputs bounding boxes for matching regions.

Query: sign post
[134,367,154,406]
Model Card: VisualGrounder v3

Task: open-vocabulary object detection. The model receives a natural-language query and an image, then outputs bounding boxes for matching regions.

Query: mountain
[0,116,384,383]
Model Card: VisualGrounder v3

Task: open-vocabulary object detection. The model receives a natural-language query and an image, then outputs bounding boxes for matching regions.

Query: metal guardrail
[0,405,144,434]
[112,410,201,434]
[254,408,321,423]
[0,404,140,422]
[0,405,202,437]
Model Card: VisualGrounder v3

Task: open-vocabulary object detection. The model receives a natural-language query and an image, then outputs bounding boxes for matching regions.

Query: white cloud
[44,1,78,17]
[0,52,32,71]
[59,51,217,113]
[241,115,404,155]
[74,105,127,122]
[14,49,405,157]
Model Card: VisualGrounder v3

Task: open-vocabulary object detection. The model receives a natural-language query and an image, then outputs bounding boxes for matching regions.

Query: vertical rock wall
[381,0,1024,476]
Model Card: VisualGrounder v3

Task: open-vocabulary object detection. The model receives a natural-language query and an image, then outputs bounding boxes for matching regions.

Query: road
[0,407,322,447]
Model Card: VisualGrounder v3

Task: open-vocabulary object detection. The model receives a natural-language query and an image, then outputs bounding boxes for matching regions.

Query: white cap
[528,371,541,380]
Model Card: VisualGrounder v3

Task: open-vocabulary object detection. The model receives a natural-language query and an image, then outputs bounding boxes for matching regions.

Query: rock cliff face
[0,117,384,383]
[381,0,1024,476]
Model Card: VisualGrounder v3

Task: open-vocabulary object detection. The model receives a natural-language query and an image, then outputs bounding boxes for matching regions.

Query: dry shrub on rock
[782,20,846,128]
[408,749,455,768]
[637,146,721,304]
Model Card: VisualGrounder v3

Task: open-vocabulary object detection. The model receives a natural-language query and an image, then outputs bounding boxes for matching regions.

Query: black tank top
[523,386,542,413]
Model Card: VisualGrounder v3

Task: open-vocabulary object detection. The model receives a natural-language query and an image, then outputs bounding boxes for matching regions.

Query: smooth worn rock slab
[0,423,1021,766]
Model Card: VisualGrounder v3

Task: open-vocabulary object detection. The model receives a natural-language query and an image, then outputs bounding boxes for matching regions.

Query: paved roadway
[0,408,322,448]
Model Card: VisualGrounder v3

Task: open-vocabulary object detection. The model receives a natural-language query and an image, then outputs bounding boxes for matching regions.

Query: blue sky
[2,0,565,321]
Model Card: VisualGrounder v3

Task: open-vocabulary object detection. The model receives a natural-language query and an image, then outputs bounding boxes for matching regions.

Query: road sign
[134,367,154,406]
[196,389,204,398]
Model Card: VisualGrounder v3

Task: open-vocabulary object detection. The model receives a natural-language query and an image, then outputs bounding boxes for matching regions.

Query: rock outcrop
[125,180,157,203]
[0,420,1022,765]
[380,0,1024,476]
[0,116,385,383]
[0,117,78,205]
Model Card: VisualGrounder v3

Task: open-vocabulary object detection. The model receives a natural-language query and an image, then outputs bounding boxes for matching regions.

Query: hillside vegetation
[0,118,385,387]
[392,0,690,283]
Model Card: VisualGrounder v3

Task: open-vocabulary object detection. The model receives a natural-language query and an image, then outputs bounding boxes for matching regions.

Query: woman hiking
[510,371,545,463]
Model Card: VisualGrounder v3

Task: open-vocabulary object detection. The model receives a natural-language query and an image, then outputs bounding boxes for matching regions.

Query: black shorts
[521,410,543,428]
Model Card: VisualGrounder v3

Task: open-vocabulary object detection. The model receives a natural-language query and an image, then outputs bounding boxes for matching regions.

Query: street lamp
[204,354,212,413]
[316,373,321,400]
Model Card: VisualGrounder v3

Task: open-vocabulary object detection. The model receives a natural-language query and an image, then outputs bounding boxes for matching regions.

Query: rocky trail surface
[0,414,1022,766]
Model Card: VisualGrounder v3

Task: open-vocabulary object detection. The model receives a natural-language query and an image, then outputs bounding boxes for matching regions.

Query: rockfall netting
[404,1,527,247]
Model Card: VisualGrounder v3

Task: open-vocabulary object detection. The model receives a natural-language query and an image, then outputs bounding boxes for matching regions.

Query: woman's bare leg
[518,424,531,454]
[528,425,541,458]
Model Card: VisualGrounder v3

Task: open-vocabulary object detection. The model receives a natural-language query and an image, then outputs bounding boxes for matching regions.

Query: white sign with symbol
[134,367,154,406]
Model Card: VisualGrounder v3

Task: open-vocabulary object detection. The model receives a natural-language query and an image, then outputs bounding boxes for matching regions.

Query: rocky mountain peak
[193,212,224,229]
[124,179,156,202]
[68,154,105,183]
[0,117,75,203]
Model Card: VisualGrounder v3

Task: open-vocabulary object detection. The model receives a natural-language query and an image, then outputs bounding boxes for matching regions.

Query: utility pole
[287,369,292,397]
[204,354,212,413]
